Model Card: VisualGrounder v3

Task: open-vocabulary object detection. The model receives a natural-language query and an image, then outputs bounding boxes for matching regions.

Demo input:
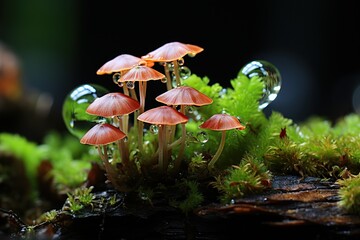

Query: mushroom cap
[80,123,126,145]
[86,92,140,117]
[199,113,246,131]
[141,42,204,62]
[155,86,213,106]
[119,65,165,82]
[96,54,154,75]
[137,106,188,125]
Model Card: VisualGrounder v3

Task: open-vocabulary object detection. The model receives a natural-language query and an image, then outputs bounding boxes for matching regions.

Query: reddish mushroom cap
[141,42,204,62]
[96,54,154,75]
[80,123,126,145]
[155,86,213,106]
[119,65,165,82]
[137,106,188,125]
[86,92,140,117]
[199,113,246,131]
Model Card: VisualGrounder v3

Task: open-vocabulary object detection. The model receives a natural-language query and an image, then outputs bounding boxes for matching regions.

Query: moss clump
[337,173,360,214]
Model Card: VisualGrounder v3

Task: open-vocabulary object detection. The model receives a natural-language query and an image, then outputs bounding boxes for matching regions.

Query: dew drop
[177,58,184,66]
[196,131,208,143]
[62,84,109,139]
[167,63,174,71]
[240,60,282,109]
[112,73,121,85]
[171,78,177,88]
[161,77,167,83]
[179,66,191,79]
[149,125,159,134]
[126,81,135,89]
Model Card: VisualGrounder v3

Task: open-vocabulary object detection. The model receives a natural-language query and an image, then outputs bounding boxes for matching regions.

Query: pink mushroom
[155,86,213,171]
[199,113,246,171]
[80,123,127,191]
[142,42,204,89]
[119,65,165,151]
[137,106,188,173]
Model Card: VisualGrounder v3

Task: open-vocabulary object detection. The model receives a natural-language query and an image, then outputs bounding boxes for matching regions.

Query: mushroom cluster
[79,41,245,191]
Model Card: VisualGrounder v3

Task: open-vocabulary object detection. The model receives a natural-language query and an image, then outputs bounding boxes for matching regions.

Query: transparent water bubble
[112,73,121,85]
[177,58,184,66]
[62,84,109,139]
[149,125,159,134]
[179,66,191,79]
[240,60,282,109]
[196,131,208,143]
[126,81,135,89]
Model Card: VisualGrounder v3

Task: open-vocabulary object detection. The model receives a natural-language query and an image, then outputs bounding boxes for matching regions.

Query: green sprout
[64,186,95,213]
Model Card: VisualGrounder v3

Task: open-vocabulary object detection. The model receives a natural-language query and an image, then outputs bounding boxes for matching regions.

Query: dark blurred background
[0,0,359,143]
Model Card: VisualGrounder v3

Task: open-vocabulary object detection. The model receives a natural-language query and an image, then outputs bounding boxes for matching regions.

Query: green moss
[0,133,43,197]
[337,174,360,214]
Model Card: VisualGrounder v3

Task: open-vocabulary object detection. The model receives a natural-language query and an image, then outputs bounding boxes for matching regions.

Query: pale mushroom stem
[163,64,172,91]
[172,60,181,87]
[113,117,129,167]
[173,105,187,172]
[158,125,168,173]
[129,88,138,101]
[137,81,147,152]
[121,85,130,133]
[173,123,186,172]
[208,131,226,171]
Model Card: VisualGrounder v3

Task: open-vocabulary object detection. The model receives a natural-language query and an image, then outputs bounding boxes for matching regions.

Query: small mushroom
[119,65,165,151]
[80,123,127,191]
[199,113,246,171]
[142,42,203,89]
[155,86,213,171]
[85,92,140,168]
[137,106,188,173]
[119,65,165,114]
[96,53,153,100]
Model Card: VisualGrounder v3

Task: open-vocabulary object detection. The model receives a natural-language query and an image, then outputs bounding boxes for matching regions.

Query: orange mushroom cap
[96,54,154,75]
[80,123,126,145]
[155,86,213,106]
[199,113,246,131]
[118,65,165,82]
[137,106,188,125]
[141,42,204,62]
[86,92,140,117]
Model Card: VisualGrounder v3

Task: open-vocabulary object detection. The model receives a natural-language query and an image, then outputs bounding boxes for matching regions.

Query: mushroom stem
[163,64,172,90]
[208,131,226,171]
[173,105,187,172]
[158,125,168,173]
[172,60,181,87]
[114,117,129,167]
[137,81,147,152]
[121,86,130,134]
[173,123,186,172]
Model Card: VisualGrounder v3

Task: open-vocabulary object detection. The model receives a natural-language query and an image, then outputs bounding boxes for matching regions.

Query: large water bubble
[62,84,109,139]
[240,60,282,109]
